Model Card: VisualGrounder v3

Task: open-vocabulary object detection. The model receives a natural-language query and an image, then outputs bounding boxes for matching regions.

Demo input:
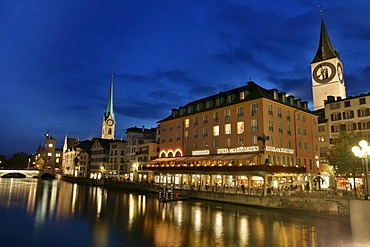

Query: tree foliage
[327,131,364,177]
[1,152,31,169]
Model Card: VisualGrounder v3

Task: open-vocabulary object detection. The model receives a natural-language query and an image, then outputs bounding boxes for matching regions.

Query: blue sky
[1,0,370,155]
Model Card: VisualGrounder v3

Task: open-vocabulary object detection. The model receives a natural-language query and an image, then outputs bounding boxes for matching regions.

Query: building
[136,142,159,182]
[311,17,346,111]
[317,93,370,189]
[34,132,62,172]
[125,126,157,181]
[101,74,116,140]
[62,135,93,177]
[145,81,320,193]
[108,141,127,177]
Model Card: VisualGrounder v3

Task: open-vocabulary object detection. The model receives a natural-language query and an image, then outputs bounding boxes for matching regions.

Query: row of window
[331,121,370,133]
[331,108,370,121]
[161,121,310,144]
[163,104,314,132]
[329,97,367,110]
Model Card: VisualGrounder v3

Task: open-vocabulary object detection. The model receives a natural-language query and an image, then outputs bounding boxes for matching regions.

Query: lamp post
[352,140,370,200]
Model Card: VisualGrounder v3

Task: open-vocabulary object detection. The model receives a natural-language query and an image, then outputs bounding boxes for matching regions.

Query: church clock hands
[312,62,336,83]
[337,63,344,84]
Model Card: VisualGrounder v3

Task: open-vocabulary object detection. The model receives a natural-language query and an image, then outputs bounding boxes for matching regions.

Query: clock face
[107,119,114,126]
[337,63,344,84]
[312,62,336,83]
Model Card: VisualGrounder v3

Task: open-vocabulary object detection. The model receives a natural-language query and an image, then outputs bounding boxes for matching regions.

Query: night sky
[1,0,370,155]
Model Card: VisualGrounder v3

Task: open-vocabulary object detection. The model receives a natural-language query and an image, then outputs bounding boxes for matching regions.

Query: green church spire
[104,74,115,121]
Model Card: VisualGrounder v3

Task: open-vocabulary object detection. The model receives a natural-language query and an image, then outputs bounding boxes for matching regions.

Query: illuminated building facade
[146,81,320,191]
[101,75,116,140]
[62,136,93,177]
[34,132,62,171]
[125,126,157,181]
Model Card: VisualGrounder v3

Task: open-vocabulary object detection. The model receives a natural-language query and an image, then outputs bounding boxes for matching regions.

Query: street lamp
[351,140,370,200]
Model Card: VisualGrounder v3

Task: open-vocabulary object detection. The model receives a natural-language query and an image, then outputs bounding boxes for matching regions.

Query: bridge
[0,169,55,179]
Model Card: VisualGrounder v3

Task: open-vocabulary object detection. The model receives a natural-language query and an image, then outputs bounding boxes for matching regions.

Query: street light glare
[359,140,368,148]
[352,146,361,157]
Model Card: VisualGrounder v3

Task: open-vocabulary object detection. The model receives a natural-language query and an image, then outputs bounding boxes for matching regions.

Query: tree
[327,131,364,191]
[5,152,31,169]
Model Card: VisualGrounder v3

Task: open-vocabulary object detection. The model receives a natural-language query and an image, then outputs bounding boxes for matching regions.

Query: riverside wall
[60,176,365,220]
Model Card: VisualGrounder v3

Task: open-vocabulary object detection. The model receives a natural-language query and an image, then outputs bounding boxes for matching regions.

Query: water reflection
[0,178,363,247]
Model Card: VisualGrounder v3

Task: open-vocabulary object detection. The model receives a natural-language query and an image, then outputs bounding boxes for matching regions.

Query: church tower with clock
[311,17,346,110]
[101,74,116,140]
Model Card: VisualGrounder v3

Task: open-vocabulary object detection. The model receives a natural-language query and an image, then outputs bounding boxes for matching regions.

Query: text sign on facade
[192,150,210,155]
[217,146,259,154]
[265,146,294,154]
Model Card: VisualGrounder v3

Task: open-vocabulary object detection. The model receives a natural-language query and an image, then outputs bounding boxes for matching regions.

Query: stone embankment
[60,176,365,220]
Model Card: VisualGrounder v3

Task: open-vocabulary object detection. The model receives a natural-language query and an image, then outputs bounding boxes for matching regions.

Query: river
[0,178,365,247]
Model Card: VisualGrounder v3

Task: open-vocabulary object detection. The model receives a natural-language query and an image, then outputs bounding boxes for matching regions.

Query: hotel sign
[217,146,259,154]
[265,146,294,154]
[192,150,210,155]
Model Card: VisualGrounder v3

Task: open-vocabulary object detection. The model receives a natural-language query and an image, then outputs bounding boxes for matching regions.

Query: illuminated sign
[265,146,294,154]
[217,146,259,154]
[192,150,210,155]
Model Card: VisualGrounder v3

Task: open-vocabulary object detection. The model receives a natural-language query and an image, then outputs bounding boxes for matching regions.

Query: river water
[0,178,365,247]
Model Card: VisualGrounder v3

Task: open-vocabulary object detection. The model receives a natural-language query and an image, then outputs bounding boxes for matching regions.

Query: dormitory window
[240,91,245,100]
[278,123,283,134]
[227,95,232,103]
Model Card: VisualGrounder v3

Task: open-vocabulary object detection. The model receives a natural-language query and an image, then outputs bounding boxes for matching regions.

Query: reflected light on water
[193,205,202,233]
[71,183,77,214]
[128,194,136,229]
[214,211,223,238]
[49,180,57,217]
[27,181,37,213]
[96,187,103,218]
[239,216,249,244]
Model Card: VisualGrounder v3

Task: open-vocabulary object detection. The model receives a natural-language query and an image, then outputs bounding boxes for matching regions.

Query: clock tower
[311,17,346,110]
[101,74,116,139]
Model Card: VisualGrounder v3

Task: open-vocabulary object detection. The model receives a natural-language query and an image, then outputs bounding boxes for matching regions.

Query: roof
[158,81,311,123]
[311,18,339,63]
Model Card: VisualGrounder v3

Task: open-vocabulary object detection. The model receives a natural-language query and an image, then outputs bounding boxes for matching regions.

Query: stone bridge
[0,169,55,179]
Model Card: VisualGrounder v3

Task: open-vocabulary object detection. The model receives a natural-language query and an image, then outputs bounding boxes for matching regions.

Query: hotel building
[145,81,320,193]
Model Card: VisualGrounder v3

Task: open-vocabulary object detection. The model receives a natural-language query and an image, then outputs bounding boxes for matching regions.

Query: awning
[150,154,257,163]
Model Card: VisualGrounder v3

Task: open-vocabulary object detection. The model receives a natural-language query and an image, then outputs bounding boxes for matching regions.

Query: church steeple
[101,74,116,140]
[104,74,115,121]
[311,18,340,63]
[311,12,346,110]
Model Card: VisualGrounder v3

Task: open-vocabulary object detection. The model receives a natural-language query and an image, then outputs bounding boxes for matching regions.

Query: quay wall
[61,176,357,219]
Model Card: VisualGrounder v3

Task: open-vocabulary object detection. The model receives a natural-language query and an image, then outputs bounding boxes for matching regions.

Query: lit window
[213,126,219,136]
[225,138,231,147]
[237,122,244,134]
[185,119,190,128]
[225,124,231,135]
[240,91,245,100]
[47,153,52,157]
